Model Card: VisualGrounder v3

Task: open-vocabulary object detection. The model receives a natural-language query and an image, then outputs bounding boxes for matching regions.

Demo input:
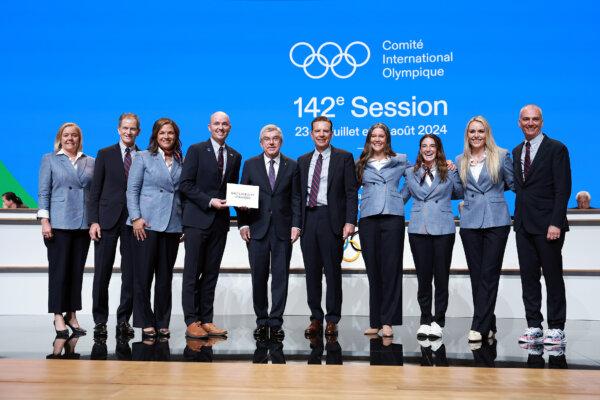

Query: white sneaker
[430,338,443,352]
[543,329,567,346]
[417,324,431,337]
[417,338,431,348]
[468,330,482,342]
[429,322,443,338]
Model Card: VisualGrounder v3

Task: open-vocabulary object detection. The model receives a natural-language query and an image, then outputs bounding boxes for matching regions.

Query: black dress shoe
[94,323,108,337]
[254,325,269,339]
[142,328,157,339]
[116,321,135,338]
[270,326,285,340]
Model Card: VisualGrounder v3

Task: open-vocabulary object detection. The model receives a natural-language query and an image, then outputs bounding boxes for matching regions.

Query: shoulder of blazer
[245,154,263,167]
[280,154,297,167]
[331,146,352,157]
[298,151,313,164]
[97,143,120,157]
[543,135,567,151]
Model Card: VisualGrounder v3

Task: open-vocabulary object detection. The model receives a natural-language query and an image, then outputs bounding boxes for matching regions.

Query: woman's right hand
[133,218,149,241]
[41,218,53,240]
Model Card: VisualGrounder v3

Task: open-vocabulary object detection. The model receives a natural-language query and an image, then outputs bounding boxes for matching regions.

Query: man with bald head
[180,111,241,339]
[513,104,571,347]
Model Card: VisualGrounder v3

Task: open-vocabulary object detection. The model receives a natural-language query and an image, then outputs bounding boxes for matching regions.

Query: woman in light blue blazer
[403,134,463,339]
[356,123,409,338]
[127,118,183,338]
[38,122,95,337]
[456,116,514,343]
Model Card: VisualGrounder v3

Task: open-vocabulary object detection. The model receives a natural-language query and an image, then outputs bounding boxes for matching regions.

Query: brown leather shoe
[186,322,209,339]
[325,321,338,337]
[201,322,228,337]
[304,320,323,337]
[186,338,209,352]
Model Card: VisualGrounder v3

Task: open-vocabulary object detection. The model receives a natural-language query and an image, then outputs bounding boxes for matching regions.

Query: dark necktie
[420,166,434,186]
[308,153,323,207]
[124,147,132,178]
[268,159,276,190]
[524,141,531,180]
[217,146,224,180]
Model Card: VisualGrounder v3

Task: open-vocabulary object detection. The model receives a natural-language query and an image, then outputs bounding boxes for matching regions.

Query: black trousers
[45,229,90,313]
[359,215,404,328]
[300,206,343,323]
[515,228,566,330]
[408,233,455,327]
[132,230,179,329]
[247,224,292,327]
[182,226,227,325]
[460,226,510,336]
[92,213,134,324]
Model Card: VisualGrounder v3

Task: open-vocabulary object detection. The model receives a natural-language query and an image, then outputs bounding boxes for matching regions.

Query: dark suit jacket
[180,139,241,231]
[237,153,301,241]
[298,146,358,237]
[88,143,138,230]
[512,134,571,234]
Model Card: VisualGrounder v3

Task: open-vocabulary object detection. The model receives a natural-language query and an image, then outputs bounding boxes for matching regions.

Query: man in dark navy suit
[88,113,141,338]
[513,104,571,347]
[237,124,301,340]
[180,111,241,339]
[298,116,358,338]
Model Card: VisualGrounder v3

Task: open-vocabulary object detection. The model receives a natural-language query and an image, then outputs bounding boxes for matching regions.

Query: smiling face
[311,120,333,152]
[60,126,81,155]
[2,195,15,209]
[208,112,231,145]
[157,123,176,152]
[118,117,140,147]
[518,105,543,141]
[420,137,437,166]
[467,120,487,152]
[369,127,387,154]
[260,129,282,159]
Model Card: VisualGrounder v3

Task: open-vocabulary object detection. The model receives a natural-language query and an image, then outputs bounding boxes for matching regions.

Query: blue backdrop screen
[1,1,598,210]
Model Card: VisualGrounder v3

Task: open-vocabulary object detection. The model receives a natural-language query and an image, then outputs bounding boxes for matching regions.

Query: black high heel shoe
[64,313,87,336]
[53,321,69,339]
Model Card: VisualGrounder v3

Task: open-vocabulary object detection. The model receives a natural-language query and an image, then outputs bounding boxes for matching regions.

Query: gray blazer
[455,150,514,229]
[38,152,95,230]
[359,154,409,219]
[126,150,182,233]
[403,167,463,235]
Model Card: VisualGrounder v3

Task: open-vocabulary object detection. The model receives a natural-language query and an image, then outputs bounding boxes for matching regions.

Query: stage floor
[0,315,597,369]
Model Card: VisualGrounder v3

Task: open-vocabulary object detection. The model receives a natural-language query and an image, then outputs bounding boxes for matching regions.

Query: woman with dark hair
[456,116,514,342]
[403,134,463,339]
[127,118,183,338]
[356,123,409,338]
[38,122,95,337]
[2,192,25,208]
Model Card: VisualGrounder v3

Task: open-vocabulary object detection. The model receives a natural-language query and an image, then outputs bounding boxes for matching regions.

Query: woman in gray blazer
[403,134,463,339]
[356,123,409,338]
[456,116,514,343]
[38,122,95,337]
[127,118,183,338]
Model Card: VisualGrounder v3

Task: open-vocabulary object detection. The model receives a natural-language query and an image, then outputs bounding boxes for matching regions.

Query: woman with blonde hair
[38,122,95,337]
[455,116,514,342]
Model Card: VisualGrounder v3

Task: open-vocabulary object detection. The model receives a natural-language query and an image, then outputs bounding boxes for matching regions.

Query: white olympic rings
[289,41,371,79]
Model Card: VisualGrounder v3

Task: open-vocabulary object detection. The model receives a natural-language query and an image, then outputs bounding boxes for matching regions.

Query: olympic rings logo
[289,41,371,79]
[343,230,362,263]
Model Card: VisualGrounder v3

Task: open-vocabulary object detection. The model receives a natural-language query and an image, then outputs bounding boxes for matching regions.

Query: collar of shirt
[210,137,225,154]
[158,147,173,168]
[469,150,487,166]
[263,153,281,167]
[119,140,136,157]
[312,146,331,159]
[56,149,84,164]
[368,156,390,170]
[524,132,544,147]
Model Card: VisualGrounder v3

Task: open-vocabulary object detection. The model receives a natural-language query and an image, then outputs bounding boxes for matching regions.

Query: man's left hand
[547,225,561,241]
[342,223,355,240]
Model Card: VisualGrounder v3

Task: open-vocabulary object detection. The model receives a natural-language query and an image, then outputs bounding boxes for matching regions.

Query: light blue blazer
[126,150,183,233]
[455,150,514,229]
[38,152,95,230]
[402,167,463,235]
[359,154,409,219]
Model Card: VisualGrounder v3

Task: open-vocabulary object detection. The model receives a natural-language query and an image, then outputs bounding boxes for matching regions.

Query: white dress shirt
[520,133,544,178]
[368,157,390,171]
[119,140,137,161]
[210,137,227,177]
[469,152,486,182]
[158,147,173,172]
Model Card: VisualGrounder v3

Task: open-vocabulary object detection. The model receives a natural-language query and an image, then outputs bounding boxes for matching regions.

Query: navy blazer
[126,150,182,233]
[38,152,95,230]
[237,153,301,241]
[359,154,409,219]
[402,167,463,235]
[512,134,571,234]
[456,150,514,229]
[180,139,241,231]
[298,146,358,237]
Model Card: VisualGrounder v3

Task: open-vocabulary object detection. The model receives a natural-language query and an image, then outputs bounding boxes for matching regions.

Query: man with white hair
[575,191,592,209]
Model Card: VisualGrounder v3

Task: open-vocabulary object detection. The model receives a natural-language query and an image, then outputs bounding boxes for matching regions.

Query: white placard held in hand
[226,183,259,209]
